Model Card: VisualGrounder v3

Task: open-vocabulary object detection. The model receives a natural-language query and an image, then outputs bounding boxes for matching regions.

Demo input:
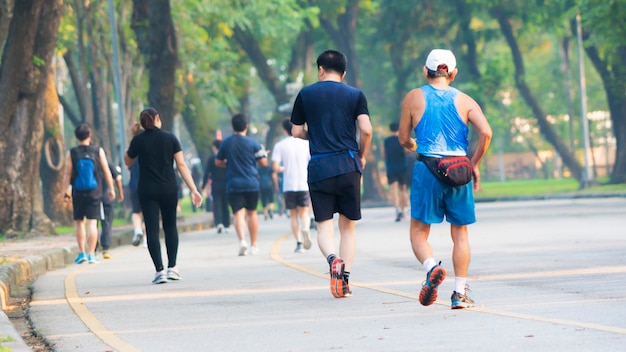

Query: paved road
[28,198,626,351]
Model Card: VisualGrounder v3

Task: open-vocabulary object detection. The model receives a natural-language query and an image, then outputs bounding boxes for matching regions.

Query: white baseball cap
[425,49,457,72]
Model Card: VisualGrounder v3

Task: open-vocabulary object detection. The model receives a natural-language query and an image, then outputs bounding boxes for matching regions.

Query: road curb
[0,214,213,351]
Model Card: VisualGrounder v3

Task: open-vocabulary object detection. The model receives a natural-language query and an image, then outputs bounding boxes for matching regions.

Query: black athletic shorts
[228,191,260,212]
[387,172,407,186]
[284,191,310,209]
[72,194,103,220]
[130,189,142,213]
[259,187,274,206]
[308,171,361,221]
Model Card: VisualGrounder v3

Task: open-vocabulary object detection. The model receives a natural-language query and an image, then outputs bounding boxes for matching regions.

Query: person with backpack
[63,124,116,265]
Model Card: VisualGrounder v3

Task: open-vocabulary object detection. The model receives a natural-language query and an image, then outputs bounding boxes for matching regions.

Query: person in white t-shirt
[272,119,312,253]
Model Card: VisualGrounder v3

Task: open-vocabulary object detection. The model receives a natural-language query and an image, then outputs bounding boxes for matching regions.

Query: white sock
[134,228,143,235]
[455,277,467,294]
[422,258,437,272]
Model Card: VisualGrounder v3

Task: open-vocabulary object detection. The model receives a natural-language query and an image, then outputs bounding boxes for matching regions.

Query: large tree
[0,0,64,237]
[132,0,178,131]
[577,0,626,183]
[487,3,584,181]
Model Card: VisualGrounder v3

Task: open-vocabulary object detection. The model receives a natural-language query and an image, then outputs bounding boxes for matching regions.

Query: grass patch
[0,335,15,351]
[475,178,626,199]
[53,212,130,235]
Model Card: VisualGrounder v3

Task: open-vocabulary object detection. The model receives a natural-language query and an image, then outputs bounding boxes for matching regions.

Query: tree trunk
[181,73,218,163]
[316,0,361,88]
[0,0,15,50]
[40,68,73,226]
[316,0,385,202]
[231,26,290,151]
[0,0,62,237]
[492,7,583,182]
[132,0,178,131]
[582,41,626,184]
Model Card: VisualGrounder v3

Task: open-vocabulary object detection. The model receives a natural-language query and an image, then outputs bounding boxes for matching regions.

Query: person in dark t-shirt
[291,49,373,298]
[383,122,409,222]
[202,139,230,233]
[216,114,268,256]
[125,107,203,285]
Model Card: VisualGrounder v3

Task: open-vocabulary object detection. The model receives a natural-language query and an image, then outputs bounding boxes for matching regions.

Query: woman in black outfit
[125,107,203,284]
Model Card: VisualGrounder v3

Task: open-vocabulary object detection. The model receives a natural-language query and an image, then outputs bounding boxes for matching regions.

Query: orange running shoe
[330,257,346,298]
[419,263,446,306]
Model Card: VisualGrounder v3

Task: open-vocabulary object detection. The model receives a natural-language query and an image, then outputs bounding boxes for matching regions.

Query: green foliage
[579,0,626,49]
[32,55,45,67]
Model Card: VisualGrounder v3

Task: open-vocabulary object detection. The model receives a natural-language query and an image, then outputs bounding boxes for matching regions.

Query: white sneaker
[132,231,143,246]
[167,267,182,281]
[302,229,312,250]
[249,246,260,255]
[217,224,224,233]
[238,240,248,256]
[152,271,167,284]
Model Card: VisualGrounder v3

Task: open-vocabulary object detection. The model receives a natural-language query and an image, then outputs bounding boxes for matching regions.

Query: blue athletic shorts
[410,161,476,225]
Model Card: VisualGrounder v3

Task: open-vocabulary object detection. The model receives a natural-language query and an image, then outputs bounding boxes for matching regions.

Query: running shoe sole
[419,266,446,306]
[451,301,474,309]
[330,258,346,298]
[451,293,475,309]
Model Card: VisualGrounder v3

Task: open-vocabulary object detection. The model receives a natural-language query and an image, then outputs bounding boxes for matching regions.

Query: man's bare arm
[356,114,372,169]
[398,89,423,151]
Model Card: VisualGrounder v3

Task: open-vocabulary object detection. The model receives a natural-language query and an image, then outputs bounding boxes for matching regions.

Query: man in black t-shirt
[291,49,373,298]
[99,162,124,259]
[383,122,409,222]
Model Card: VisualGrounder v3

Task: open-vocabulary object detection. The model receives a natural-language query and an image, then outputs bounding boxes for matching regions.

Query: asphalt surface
[2,197,626,351]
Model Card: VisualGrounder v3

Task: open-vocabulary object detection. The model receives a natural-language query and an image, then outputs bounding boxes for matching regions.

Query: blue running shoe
[74,252,87,264]
[451,289,475,309]
[87,253,98,264]
[419,262,446,306]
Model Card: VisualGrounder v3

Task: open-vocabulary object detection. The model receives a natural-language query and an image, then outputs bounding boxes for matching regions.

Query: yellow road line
[64,248,141,352]
[270,233,626,335]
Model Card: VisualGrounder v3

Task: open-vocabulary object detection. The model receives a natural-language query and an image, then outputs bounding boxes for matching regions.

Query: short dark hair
[281,119,292,136]
[427,68,452,79]
[389,122,399,132]
[317,50,347,75]
[231,113,248,132]
[212,139,222,149]
[74,124,91,141]
[140,107,159,130]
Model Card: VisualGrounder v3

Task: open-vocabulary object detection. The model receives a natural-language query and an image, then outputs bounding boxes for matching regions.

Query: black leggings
[139,192,179,272]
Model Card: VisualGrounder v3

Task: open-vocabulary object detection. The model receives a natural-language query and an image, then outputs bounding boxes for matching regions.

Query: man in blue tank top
[291,49,373,298]
[399,49,492,309]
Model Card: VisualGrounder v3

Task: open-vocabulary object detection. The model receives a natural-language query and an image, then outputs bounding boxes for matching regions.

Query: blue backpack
[71,146,99,191]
